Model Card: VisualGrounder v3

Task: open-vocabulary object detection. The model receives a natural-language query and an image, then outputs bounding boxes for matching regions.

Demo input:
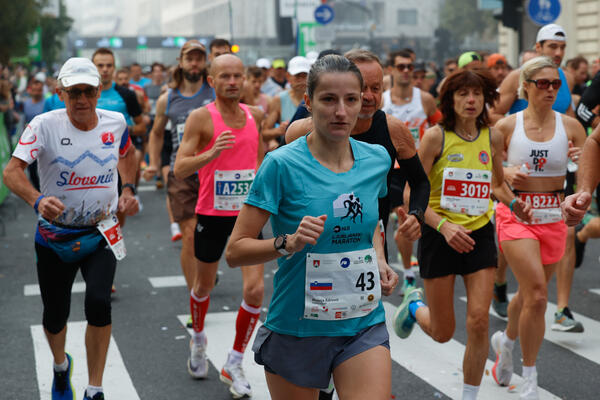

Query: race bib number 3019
[441,167,491,216]
[214,169,255,211]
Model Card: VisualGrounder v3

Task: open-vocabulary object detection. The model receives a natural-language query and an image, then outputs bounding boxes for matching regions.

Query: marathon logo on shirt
[529,149,548,172]
[101,132,115,148]
[56,168,115,190]
[333,193,363,223]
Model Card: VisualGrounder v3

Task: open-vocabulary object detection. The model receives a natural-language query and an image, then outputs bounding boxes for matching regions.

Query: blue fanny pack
[38,218,104,263]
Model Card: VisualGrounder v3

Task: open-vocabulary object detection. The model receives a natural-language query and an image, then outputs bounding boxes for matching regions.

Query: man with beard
[145,41,215,322]
[174,54,264,399]
[286,49,428,264]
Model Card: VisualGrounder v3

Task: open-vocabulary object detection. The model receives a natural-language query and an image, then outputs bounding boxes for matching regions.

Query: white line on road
[149,275,187,288]
[460,295,600,366]
[31,321,140,400]
[25,282,86,296]
[177,314,270,399]
[383,302,560,400]
[589,288,600,296]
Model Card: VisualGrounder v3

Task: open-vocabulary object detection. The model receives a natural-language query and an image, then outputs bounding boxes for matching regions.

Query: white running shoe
[170,222,182,242]
[520,371,539,400]
[187,337,208,379]
[220,354,252,398]
[491,330,513,386]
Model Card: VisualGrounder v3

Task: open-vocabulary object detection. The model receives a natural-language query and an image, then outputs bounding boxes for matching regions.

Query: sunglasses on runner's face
[526,79,562,90]
[64,87,98,99]
[395,63,414,72]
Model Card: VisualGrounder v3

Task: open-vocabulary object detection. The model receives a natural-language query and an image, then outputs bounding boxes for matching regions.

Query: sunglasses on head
[395,63,414,72]
[64,87,98,99]
[526,79,562,90]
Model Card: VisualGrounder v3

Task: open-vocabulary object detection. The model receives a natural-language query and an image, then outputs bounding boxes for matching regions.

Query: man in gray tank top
[145,40,215,311]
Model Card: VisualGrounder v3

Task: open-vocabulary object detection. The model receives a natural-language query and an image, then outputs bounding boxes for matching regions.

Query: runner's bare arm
[3,157,66,220]
[144,92,169,180]
[490,127,531,222]
[130,114,148,136]
[262,96,287,141]
[285,117,313,144]
[249,106,266,168]
[117,144,139,215]
[386,115,417,159]
[226,204,327,267]
[173,107,222,179]
[372,222,399,296]
[421,91,439,120]
[490,70,520,123]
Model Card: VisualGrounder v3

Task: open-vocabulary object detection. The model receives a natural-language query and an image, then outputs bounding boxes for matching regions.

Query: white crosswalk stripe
[31,321,140,400]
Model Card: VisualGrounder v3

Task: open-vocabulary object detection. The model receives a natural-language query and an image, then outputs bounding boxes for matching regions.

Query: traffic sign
[314,4,334,25]
[527,0,561,26]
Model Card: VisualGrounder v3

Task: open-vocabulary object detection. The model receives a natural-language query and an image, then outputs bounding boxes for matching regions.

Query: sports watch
[408,209,424,226]
[274,234,290,256]
[122,183,137,195]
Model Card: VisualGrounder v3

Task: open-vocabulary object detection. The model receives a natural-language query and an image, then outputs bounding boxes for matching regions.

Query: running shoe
[492,282,508,318]
[51,353,75,400]
[574,223,586,268]
[519,371,539,400]
[83,391,105,400]
[170,223,182,242]
[220,354,252,399]
[552,307,584,332]
[392,287,423,339]
[187,337,208,379]
[399,276,415,296]
[490,330,513,386]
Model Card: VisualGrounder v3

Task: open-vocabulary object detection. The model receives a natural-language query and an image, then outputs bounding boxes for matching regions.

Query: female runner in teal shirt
[226,55,399,399]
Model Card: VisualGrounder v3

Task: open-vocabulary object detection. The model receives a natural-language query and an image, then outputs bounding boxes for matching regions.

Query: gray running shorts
[252,322,389,389]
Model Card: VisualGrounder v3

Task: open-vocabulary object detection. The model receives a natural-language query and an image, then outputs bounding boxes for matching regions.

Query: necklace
[455,128,477,140]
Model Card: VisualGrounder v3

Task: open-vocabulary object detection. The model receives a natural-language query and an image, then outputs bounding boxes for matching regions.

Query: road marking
[177,313,270,400]
[149,275,187,288]
[137,185,156,192]
[25,282,86,296]
[589,288,600,296]
[31,321,139,400]
[460,295,600,365]
[383,302,560,400]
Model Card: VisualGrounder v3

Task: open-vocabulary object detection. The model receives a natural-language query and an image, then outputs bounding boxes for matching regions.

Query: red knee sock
[190,291,210,333]
[232,300,261,353]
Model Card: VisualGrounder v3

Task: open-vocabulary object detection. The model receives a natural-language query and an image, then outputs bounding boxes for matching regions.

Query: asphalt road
[1,179,599,399]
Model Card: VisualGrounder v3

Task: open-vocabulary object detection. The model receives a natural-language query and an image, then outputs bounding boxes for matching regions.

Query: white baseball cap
[287,56,311,75]
[256,58,271,69]
[57,57,100,88]
[536,24,567,43]
[33,72,46,83]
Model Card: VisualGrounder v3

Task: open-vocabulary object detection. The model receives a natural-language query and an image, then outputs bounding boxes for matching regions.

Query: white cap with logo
[256,58,271,69]
[287,56,311,75]
[57,57,100,88]
[536,24,567,43]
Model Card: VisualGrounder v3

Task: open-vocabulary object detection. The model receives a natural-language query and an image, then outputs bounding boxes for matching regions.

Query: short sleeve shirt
[13,109,131,226]
[245,135,390,337]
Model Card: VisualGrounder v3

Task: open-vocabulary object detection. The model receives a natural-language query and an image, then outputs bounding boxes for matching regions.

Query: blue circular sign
[340,257,350,268]
[314,4,335,25]
[527,0,561,26]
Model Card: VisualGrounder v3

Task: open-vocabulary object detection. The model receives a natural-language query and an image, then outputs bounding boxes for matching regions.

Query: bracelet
[436,217,447,232]
[509,198,518,212]
[34,195,45,213]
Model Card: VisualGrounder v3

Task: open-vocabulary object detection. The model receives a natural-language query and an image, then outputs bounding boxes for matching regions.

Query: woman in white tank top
[491,57,586,398]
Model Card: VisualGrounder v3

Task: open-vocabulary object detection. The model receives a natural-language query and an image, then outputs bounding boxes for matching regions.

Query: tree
[40,0,73,66]
[0,0,41,64]
[439,0,497,46]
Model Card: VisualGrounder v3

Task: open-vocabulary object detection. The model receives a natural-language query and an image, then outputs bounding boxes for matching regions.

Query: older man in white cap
[263,55,311,145]
[3,57,138,400]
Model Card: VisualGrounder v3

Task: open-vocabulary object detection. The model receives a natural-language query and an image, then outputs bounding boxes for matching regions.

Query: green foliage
[40,0,73,66]
[439,0,497,44]
[0,0,41,64]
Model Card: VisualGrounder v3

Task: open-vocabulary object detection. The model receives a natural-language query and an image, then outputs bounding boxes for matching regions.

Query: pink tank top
[195,102,259,216]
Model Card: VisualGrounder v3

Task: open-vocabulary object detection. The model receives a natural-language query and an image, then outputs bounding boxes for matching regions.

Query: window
[397,9,417,25]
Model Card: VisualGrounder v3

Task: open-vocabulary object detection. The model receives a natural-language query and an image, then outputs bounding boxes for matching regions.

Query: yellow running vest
[429,127,494,231]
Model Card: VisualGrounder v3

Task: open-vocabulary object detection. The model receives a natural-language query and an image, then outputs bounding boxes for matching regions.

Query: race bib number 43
[214,169,255,211]
[441,167,491,216]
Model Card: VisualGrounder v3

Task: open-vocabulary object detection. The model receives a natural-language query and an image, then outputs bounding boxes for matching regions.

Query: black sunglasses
[395,63,414,72]
[526,79,562,90]
[64,87,98,99]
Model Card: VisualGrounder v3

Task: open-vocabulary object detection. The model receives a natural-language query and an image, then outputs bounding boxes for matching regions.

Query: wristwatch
[274,234,290,256]
[408,209,424,226]
[122,183,137,195]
